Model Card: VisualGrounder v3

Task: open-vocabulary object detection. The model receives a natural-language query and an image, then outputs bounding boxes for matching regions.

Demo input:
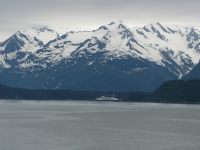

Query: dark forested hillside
[150,80,200,103]
[0,84,131,100]
[1,80,200,103]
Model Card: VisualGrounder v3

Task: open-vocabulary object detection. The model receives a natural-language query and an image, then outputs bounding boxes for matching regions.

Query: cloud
[0,0,200,41]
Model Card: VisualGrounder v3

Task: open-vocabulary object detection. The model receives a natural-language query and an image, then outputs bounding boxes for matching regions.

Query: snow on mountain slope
[74,22,199,65]
[0,26,70,68]
[0,21,200,91]
[30,27,60,45]
[46,26,71,36]
[48,21,200,71]
[119,23,199,78]
[132,23,200,63]
[0,27,60,51]
[0,21,200,83]
[0,31,41,54]
[0,54,10,68]
[21,26,113,66]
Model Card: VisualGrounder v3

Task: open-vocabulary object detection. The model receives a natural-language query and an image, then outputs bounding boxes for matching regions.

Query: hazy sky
[0,0,200,41]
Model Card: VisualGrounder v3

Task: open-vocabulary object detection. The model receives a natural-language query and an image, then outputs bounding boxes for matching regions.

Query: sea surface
[0,100,200,150]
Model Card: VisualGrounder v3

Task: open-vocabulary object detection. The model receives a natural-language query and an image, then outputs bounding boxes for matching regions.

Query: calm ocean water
[0,100,200,150]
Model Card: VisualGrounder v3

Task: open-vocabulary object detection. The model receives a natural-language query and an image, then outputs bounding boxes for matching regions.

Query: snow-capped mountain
[0,21,200,92]
[0,27,61,68]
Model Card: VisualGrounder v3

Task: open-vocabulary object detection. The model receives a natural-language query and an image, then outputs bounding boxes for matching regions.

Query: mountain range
[0,21,200,92]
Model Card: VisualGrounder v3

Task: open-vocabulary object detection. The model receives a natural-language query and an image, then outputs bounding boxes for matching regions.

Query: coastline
[1,99,200,105]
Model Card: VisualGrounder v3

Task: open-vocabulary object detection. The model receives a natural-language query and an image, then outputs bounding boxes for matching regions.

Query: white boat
[95,96,120,101]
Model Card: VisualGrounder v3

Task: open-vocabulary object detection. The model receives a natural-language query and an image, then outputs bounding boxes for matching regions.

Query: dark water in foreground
[0,100,200,150]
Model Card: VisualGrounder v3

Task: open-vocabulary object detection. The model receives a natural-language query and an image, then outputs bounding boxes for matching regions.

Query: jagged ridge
[0,21,200,92]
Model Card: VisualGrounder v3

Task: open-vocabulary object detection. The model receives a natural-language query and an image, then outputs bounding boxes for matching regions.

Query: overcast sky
[0,0,200,41]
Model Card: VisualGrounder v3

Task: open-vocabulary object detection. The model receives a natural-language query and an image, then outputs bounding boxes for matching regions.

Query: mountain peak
[96,26,109,31]
[117,23,127,29]
[108,21,115,25]
[116,20,124,23]
[108,20,124,25]
[0,21,200,92]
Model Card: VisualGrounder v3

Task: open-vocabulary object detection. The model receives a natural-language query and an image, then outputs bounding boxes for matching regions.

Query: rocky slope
[182,61,200,79]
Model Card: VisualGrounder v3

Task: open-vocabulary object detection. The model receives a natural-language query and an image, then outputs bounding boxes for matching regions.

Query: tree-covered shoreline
[1,80,200,103]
